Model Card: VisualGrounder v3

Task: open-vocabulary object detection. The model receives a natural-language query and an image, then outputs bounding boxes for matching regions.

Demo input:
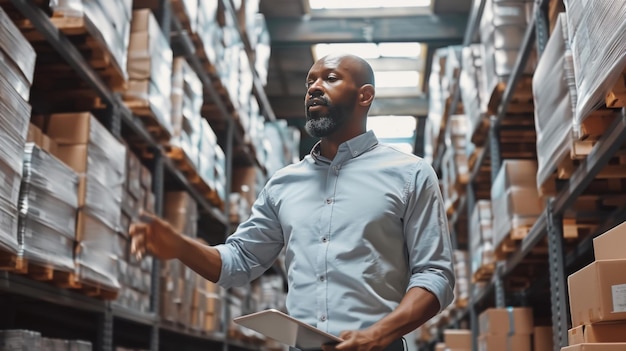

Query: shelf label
[612,284,626,313]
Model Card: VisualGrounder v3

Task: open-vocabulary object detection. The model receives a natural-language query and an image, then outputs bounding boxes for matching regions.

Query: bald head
[318,53,375,88]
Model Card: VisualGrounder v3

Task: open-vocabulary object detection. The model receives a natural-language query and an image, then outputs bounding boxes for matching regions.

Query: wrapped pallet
[170,57,203,171]
[479,0,537,112]
[532,13,576,195]
[49,0,132,85]
[491,160,544,256]
[124,9,173,135]
[46,112,126,293]
[18,144,79,274]
[564,0,626,131]
[460,44,488,140]
[0,6,35,253]
[470,200,495,281]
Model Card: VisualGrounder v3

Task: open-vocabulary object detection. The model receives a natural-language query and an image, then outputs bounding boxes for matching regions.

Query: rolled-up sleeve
[216,187,284,288]
[403,161,455,311]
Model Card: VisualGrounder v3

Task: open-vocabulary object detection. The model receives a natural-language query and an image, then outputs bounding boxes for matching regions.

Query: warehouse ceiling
[259,0,471,154]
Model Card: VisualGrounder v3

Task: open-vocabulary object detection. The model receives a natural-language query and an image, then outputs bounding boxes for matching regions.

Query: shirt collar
[310,130,379,164]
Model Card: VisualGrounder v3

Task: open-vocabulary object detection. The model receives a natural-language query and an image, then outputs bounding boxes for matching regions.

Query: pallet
[605,70,626,108]
[17,13,127,91]
[472,262,495,283]
[0,249,27,274]
[495,224,533,260]
[539,111,626,196]
[0,249,117,299]
[124,99,173,143]
[487,76,535,116]
[165,145,224,209]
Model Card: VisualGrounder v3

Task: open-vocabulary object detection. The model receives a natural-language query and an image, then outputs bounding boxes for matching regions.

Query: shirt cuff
[408,271,455,313]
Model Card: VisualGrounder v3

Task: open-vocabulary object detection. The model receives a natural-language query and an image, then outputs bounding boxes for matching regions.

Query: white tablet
[233,309,343,350]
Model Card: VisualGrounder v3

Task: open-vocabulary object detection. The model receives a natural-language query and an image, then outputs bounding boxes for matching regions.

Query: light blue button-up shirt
[216,131,455,336]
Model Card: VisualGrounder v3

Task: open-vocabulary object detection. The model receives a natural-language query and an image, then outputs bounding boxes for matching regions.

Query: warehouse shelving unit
[435,0,626,350]
[0,0,276,350]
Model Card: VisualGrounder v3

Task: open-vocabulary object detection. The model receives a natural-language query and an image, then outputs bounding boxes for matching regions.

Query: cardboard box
[568,322,626,344]
[593,221,626,260]
[164,192,197,237]
[47,112,96,145]
[56,144,89,174]
[478,334,531,351]
[491,160,539,196]
[444,329,471,350]
[27,123,42,145]
[479,307,534,335]
[434,343,446,351]
[568,259,626,326]
[561,344,626,351]
[534,326,553,351]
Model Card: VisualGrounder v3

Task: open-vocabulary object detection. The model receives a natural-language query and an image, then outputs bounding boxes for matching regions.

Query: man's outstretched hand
[130,211,184,261]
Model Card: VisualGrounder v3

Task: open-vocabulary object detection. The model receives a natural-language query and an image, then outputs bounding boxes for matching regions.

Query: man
[131,53,455,351]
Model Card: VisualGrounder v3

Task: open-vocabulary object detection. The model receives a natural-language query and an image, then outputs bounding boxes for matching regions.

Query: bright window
[367,116,417,153]
[375,71,420,88]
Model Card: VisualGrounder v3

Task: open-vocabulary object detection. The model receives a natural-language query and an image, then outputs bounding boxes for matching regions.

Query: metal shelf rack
[437,0,626,350]
[1,0,278,350]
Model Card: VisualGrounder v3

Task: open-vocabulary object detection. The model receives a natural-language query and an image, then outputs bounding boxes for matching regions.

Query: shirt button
[326,198,333,204]
[319,275,325,282]
[320,315,327,321]
[322,237,328,243]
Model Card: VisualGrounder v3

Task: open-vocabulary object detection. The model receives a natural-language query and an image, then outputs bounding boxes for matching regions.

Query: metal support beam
[547,200,569,350]
[96,307,113,351]
[267,14,467,46]
[494,264,505,308]
[489,117,501,183]
[534,0,549,56]
[414,117,427,158]
[149,149,164,351]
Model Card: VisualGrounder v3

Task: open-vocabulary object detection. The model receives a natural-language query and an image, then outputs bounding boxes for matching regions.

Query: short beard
[305,104,350,138]
[305,115,340,138]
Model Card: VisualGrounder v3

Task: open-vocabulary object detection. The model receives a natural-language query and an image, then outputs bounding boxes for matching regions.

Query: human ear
[358,84,375,106]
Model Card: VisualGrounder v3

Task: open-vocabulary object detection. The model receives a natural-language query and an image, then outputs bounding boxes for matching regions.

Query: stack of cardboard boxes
[470,200,495,282]
[479,0,536,110]
[170,57,203,173]
[563,0,626,129]
[0,6,35,255]
[491,160,544,257]
[478,307,534,350]
[442,329,472,350]
[46,112,127,293]
[159,191,225,332]
[116,150,154,313]
[124,9,173,136]
[460,44,488,141]
[564,221,626,350]
[532,13,577,196]
[441,115,471,214]
[49,0,132,88]
[0,330,92,351]
[18,144,79,274]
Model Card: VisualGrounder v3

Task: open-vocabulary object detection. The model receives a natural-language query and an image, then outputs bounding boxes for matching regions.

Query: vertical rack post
[149,148,165,351]
[107,103,122,140]
[96,307,114,351]
[546,200,568,350]
[466,183,478,351]
[488,117,501,183]
[534,0,550,56]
